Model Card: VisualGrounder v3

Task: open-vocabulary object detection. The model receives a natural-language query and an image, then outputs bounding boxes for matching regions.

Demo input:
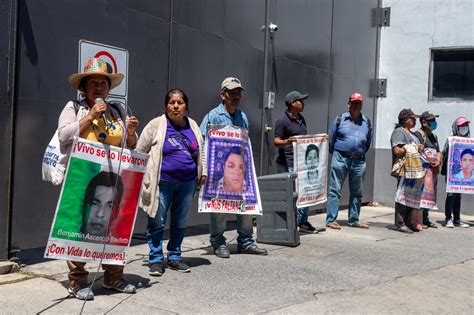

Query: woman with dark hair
[58,58,139,300]
[414,111,441,229]
[390,108,424,234]
[137,88,207,277]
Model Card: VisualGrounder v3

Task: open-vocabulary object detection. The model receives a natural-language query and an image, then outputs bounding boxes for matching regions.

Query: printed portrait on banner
[293,134,329,208]
[446,137,474,194]
[198,125,262,215]
[420,148,438,209]
[45,138,148,265]
[395,177,424,209]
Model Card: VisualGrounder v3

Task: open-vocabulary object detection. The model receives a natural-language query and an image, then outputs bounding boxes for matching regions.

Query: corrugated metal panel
[7,0,378,252]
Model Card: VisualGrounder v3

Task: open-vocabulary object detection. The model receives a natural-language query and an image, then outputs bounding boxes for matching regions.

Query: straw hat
[68,58,124,91]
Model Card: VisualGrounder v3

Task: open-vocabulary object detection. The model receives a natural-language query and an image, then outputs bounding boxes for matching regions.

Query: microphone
[95,98,109,129]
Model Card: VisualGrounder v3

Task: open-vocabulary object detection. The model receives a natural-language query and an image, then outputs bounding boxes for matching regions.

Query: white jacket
[136,114,207,218]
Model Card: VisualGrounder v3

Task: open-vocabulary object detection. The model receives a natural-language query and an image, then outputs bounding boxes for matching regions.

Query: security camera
[269,23,278,32]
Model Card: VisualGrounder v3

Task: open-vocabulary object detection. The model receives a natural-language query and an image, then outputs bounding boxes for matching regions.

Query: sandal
[326,222,341,230]
[103,279,137,294]
[68,284,94,300]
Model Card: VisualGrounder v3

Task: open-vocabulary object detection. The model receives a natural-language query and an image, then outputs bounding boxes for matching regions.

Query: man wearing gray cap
[200,77,268,258]
[274,91,326,233]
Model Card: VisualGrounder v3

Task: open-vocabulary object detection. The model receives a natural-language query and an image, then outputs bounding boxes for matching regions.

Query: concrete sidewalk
[0,206,473,314]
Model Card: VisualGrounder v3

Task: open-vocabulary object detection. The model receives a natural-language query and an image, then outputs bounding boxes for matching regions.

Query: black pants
[421,208,430,225]
[395,202,412,228]
[445,193,461,223]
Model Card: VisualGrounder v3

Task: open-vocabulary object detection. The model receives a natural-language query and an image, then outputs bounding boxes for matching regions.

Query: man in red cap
[326,93,372,230]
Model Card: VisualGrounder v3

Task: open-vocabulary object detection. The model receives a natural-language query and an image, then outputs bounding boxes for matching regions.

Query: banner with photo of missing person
[446,136,474,194]
[44,138,148,265]
[293,134,329,208]
[198,125,262,215]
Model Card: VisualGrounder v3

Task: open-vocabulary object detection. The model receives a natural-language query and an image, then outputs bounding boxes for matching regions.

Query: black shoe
[424,221,438,229]
[214,245,230,258]
[149,262,165,276]
[167,260,191,273]
[298,221,317,233]
[238,244,268,255]
[315,226,326,233]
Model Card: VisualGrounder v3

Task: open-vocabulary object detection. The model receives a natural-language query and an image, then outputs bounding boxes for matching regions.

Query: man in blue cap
[274,90,326,234]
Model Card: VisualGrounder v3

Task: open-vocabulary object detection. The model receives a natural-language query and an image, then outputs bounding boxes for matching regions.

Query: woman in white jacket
[137,88,207,277]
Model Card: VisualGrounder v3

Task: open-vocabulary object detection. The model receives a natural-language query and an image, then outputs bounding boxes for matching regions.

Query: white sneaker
[445,219,454,228]
[454,221,469,228]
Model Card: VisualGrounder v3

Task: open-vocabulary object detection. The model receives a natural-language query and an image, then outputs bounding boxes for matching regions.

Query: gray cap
[221,77,244,90]
[285,91,309,105]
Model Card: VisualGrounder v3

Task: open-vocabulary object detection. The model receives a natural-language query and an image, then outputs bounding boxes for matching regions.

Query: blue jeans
[209,213,254,250]
[326,151,366,225]
[276,163,308,223]
[147,180,196,264]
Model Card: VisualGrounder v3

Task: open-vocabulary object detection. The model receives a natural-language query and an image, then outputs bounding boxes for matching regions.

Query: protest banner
[446,136,474,194]
[395,177,424,208]
[293,134,329,208]
[420,148,439,209]
[44,138,148,265]
[198,125,262,215]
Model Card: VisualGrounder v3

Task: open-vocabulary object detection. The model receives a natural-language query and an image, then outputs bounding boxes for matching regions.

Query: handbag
[41,131,72,185]
[391,156,406,178]
[42,101,81,185]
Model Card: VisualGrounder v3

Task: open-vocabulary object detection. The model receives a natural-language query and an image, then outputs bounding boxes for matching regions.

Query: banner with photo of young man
[420,148,439,209]
[44,138,148,265]
[293,134,329,208]
[198,125,262,215]
[446,136,474,194]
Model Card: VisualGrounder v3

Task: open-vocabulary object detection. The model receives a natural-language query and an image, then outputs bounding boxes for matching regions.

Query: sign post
[78,40,129,106]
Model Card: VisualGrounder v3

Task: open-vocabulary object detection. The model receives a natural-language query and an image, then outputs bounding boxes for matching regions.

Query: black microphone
[95,98,109,129]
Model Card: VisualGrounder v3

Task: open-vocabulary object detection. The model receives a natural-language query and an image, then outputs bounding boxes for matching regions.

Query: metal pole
[167,0,174,90]
[259,0,271,176]
[5,0,19,259]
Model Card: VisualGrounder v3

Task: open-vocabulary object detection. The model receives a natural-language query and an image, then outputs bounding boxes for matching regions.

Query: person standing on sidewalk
[414,111,441,229]
[274,91,326,233]
[200,77,268,258]
[441,117,471,229]
[390,108,425,233]
[137,89,207,277]
[325,93,372,230]
[59,58,139,300]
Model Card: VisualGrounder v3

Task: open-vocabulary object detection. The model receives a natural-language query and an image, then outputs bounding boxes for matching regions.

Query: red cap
[349,93,364,102]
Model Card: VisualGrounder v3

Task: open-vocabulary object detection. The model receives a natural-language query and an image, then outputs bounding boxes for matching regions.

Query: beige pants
[67,261,123,289]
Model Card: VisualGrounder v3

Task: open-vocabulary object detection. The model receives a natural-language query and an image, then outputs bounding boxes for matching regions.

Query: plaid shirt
[402,144,426,179]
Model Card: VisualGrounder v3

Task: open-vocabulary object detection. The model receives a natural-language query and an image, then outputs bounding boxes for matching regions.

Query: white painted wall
[376,0,474,149]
